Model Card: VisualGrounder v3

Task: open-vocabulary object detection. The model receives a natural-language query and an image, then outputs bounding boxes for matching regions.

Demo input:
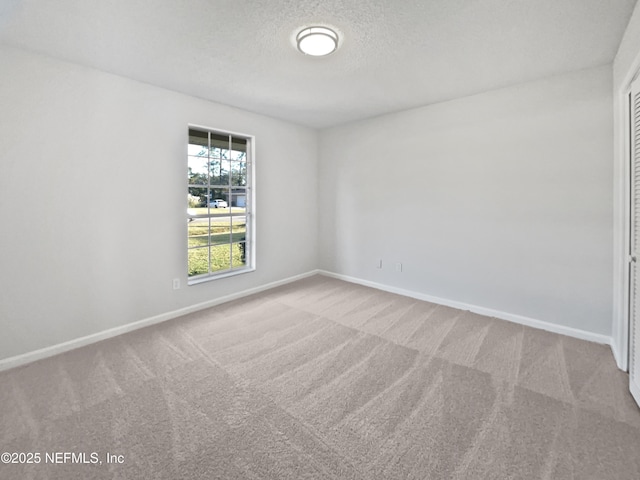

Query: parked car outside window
[209,199,228,208]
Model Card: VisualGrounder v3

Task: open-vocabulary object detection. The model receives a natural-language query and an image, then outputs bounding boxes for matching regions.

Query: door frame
[613,54,640,372]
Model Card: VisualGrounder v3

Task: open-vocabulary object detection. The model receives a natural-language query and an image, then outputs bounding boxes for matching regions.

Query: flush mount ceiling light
[296,26,339,56]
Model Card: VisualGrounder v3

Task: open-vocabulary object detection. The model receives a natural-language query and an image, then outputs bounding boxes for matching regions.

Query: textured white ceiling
[0,0,637,128]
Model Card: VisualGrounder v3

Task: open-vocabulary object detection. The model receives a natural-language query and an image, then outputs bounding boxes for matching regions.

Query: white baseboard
[631,378,640,408]
[2,268,614,372]
[319,270,612,346]
[0,270,320,372]
[611,337,627,371]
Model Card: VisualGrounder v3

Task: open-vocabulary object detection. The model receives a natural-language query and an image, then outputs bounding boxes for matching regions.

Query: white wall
[0,43,618,362]
[319,66,613,336]
[612,1,640,369]
[0,45,318,361]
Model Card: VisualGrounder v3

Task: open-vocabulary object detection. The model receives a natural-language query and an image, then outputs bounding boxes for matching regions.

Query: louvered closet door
[630,75,640,407]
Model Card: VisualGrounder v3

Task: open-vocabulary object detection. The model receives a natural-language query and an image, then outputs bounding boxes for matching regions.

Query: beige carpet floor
[1,275,640,479]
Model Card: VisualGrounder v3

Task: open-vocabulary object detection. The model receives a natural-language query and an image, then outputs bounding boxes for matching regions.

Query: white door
[629,74,640,406]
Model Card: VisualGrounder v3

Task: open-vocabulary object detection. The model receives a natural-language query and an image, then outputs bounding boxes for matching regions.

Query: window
[187,126,253,283]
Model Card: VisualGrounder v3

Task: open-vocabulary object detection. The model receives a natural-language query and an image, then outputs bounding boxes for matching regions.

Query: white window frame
[187,125,255,285]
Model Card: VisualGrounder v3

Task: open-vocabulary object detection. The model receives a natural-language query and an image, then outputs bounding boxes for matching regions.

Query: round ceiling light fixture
[296,26,339,56]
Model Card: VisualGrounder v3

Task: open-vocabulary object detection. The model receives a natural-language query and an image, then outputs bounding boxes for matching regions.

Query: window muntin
[187,127,252,282]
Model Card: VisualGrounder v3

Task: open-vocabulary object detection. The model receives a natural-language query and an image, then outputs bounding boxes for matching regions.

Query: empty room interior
[3,0,640,478]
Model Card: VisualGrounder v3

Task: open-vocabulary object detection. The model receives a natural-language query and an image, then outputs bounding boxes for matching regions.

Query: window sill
[187,266,255,286]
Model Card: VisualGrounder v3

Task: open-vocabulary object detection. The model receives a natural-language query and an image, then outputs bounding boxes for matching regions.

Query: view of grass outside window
[187,127,253,281]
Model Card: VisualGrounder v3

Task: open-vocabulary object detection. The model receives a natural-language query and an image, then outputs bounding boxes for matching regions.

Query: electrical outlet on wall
[395,263,402,272]
[376,259,383,269]
[173,278,180,290]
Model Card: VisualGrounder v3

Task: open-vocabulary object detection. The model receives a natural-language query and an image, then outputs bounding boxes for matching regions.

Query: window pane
[209,217,232,245]
[188,186,207,213]
[188,155,208,185]
[231,216,246,244]
[214,134,230,162]
[207,188,229,210]
[231,161,246,186]
[210,159,229,186]
[230,188,247,212]
[188,129,209,150]
[188,247,209,277]
[230,137,247,160]
[210,244,232,272]
[232,242,246,268]
[209,134,223,159]
[209,132,228,156]
[188,218,210,248]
